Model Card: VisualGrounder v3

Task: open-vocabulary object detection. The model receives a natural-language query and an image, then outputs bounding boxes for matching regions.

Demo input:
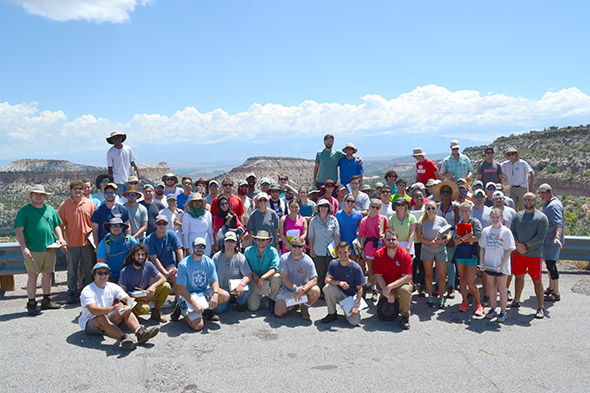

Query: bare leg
[456,263,467,302]
[27,274,39,299]
[305,285,321,305]
[435,262,446,297]
[185,316,204,331]
[423,261,434,296]
[513,274,525,303]
[93,315,126,340]
[497,275,508,312]
[274,300,289,317]
[532,278,544,309]
[41,272,53,295]
[466,265,481,304]
[486,275,497,311]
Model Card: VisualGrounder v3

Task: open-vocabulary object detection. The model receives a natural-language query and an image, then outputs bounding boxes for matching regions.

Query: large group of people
[12,131,565,351]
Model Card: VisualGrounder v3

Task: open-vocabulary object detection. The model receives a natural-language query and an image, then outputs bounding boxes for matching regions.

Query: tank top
[283,215,305,253]
[437,202,456,235]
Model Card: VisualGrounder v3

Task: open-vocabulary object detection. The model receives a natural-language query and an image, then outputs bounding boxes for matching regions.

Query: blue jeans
[214,288,250,313]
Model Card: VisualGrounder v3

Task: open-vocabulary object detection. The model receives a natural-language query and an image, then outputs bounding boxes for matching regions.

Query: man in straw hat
[440,140,473,184]
[501,147,535,211]
[338,142,364,187]
[244,229,281,312]
[412,147,440,185]
[106,130,139,195]
[15,184,67,315]
[96,217,138,282]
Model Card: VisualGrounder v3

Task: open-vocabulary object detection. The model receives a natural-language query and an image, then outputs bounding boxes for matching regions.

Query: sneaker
[236,303,247,312]
[497,311,508,322]
[426,296,436,307]
[170,303,181,322]
[300,305,311,320]
[445,288,455,299]
[438,298,445,309]
[459,301,468,312]
[136,326,160,344]
[203,309,220,321]
[26,300,41,316]
[40,297,60,310]
[474,304,484,316]
[320,313,338,324]
[400,316,410,330]
[485,309,497,319]
[507,290,513,301]
[120,334,136,351]
[508,301,520,308]
[150,308,167,323]
[268,299,275,314]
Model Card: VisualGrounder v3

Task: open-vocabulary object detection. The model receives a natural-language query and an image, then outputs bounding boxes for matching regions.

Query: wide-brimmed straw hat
[27,184,52,197]
[122,186,143,199]
[252,230,273,240]
[432,181,459,202]
[411,147,426,157]
[188,192,205,202]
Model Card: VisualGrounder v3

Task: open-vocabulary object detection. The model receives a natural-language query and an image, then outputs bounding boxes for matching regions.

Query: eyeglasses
[474,194,486,199]
[384,238,397,242]
[291,244,304,249]
[182,182,192,185]
[370,205,379,209]
[507,152,516,156]
[156,222,168,226]
[345,200,355,204]
[126,193,138,197]
[426,206,436,211]
[523,198,536,202]
[387,175,397,179]
[440,189,451,195]
[155,186,164,189]
[486,187,496,191]
[222,184,233,187]
[485,151,494,155]
[96,271,110,276]
[210,184,219,188]
[193,245,206,250]
[105,191,116,196]
[279,178,288,181]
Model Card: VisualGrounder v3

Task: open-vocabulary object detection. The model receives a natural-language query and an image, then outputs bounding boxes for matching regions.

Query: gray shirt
[212,251,251,290]
[308,215,340,256]
[418,216,449,253]
[542,197,565,260]
[246,209,280,247]
[279,252,317,288]
[477,160,502,185]
[472,205,492,228]
[510,209,549,257]
[125,202,148,241]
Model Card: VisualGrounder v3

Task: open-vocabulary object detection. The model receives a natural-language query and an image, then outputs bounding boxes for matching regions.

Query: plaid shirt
[441,153,473,182]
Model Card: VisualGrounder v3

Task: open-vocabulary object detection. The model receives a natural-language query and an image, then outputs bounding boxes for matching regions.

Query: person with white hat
[501,147,535,211]
[412,147,440,185]
[15,184,67,315]
[79,262,159,351]
[106,130,139,195]
[308,199,341,289]
[244,230,281,312]
[96,217,138,281]
[123,186,148,242]
[181,192,214,256]
[440,140,473,184]
[338,142,364,187]
[205,180,220,206]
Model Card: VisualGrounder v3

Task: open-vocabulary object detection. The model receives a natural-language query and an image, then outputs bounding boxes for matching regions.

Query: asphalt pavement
[0,268,589,393]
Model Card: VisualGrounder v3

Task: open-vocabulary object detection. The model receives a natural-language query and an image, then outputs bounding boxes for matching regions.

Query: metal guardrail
[0,236,589,276]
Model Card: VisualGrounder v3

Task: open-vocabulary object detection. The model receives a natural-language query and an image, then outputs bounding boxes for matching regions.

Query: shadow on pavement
[65,330,133,358]
[0,310,35,322]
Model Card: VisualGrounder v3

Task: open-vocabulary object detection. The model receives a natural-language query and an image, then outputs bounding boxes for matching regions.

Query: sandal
[543,288,553,295]
[508,301,520,308]
[544,293,561,302]
[535,308,545,319]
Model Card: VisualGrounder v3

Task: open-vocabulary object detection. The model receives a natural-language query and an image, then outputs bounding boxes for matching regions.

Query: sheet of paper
[339,294,368,316]
[129,289,149,298]
[286,294,308,307]
[184,292,210,313]
[229,279,249,293]
[327,240,337,258]
[118,298,137,315]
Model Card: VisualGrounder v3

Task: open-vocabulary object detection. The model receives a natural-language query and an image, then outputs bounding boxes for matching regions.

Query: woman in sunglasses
[279,200,308,254]
[417,200,451,308]
[213,196,245,250]
[359,199,388,291]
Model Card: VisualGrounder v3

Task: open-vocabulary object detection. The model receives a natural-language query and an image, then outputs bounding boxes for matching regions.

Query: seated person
[244,230,282,312]
[274,237,321,320]
[118,244,171,323]
[78,262,159,351]
[321,242,366,326]
[96,217,137,282]
[374,229,414,330]
[175,237,230,331]
[212,232,252,313]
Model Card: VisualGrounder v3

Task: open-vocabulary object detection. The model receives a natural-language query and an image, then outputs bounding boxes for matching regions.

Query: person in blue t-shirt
[91,183,130,245]
[335,194,363,262]
[338,143,364,186]
[96,217,137,281]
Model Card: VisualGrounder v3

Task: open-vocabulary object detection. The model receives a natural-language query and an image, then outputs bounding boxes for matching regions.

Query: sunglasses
[182,182,192,185]
[459,190,468,194]
[96,271,110,276]
[156,222,168,226]
[384,238,397,242]
[474,185,483,189]
[523,198,536,202]
[345,200,355,204]
[474,194,486,199]
[396,183,406,187]
[485,151,494,155]
[128,181,139,185]
[155,186,164,189]
[222,184,233,187]
[73,187,83,191]
[426,206,436,211]
[381,189,391,193]
[440,189,452,195]
[105,191,116,196]
[507,152,516,156]
[370,205,380,209]
[291,244,304,249]
[193,245,206,250]
[279,178,288,181]
[110,224,122,228]
[100,179,110,184]
[486,187,496,191]
[126,193,138,198]
[210,184,219,188]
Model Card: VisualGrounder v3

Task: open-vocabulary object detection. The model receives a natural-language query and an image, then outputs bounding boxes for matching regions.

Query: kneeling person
[176,237,230,331]
[274,237,321,320]
[118,244,171,323]
[213,232,252,313]
[321,242,366,325]
[374,229,414,330]
[79,263,159,351]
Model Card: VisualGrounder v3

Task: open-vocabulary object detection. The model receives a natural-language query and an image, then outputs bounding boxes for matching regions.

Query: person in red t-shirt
[210,178,245,221]
[412,147,440,185]
[374,229,414,329]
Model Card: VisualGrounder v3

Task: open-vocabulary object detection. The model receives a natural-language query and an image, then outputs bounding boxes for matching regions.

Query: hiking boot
[445,288,455,299]
[136,326,159,344]
[26,300,41,316]
[268,299,275,314]
[120,334,136,351]
[66,294,79,305]
[170,304,181,322]
[236,303,247,312]
[320,313,338,324]
[40,297,60,310]
[400,316,410,330]
[300,305,310,320]
[203,309,220,321]
[150,308,167,323]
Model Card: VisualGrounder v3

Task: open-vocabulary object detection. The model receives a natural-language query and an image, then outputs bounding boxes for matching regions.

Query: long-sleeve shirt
[510,210,548,257]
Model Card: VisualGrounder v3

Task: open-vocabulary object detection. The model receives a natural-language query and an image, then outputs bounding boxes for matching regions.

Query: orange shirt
[57,197,96,247]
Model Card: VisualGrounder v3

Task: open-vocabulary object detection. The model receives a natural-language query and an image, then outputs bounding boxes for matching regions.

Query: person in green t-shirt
[14,185,67,315]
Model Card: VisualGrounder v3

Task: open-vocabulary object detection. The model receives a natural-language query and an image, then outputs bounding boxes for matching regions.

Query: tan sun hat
[27,184,52,197]
[432,181,459,202]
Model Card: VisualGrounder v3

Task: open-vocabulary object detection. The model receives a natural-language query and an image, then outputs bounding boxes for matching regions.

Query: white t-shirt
[479,226,516,275]
[107,145,137,184]
[380,202,394,219]
[501,207,517,228]
[79,282,127,330]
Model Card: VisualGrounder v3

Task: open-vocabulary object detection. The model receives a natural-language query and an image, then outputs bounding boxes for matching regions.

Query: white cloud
[1,85,589,160]
[10,0,151,23]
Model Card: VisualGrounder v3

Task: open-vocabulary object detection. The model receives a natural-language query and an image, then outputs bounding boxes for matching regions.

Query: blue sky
[1,0,589,170]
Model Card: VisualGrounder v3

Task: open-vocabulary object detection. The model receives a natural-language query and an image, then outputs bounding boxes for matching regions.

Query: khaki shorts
[24,250,56,274]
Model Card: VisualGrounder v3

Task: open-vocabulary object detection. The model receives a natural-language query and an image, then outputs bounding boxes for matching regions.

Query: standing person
[212,232,252,313]
[96,218,138,282]
[213,195,245,249]
[237,180,255,250]
[479,208,516,322]
[139,184,166,237]
[15,185,67,315]
[336,185,347,210]
[335,194,363,262]
[313,133,346,188]
[484,182,496,207]
[182,193,214,256]
[205,180,219,206]
[279,200,308,254]
[317,179,339,215]
[92,174,116,206]
[538,184,564,302]
[274,237,320,320]
[297,186,316,220]
[492,191,517,228]
[81,178,101,207]
[321,242,365,326]
[58,180,96,304]
[338,143,364,187]
[440,140,473,183]
[502,147,535,211]
[106,130,140,194]
[308,200,341,289]
[453,202,484,316]
[358,199,388,285]
[509,192,549,319]
[268,184,288,219]
[79,262,159,351]
[433,181,460,299]
[412,147,440,185]
[176,238,230,331]
[160,194,184,246]
[417,200,451,308]
[177,177,193,211]
[118,244,171,323]
[477,146,503,186]
[472,189,492,228]
[410,189,426,296]
[391,178,412,204]
[496,183,516,209]
[374,229,414,330]
[379,186,394,219]
[349,175,370,216]
[153,181,167,205]
[388,199,417,257]
[122,186,148,242]
[91,183,130,245]
[244,230,281,312]
[211,178,245,221]
[383,170,399,195]
[162,173,183,197]
[246,193,280,247]
[245,173,257,198]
